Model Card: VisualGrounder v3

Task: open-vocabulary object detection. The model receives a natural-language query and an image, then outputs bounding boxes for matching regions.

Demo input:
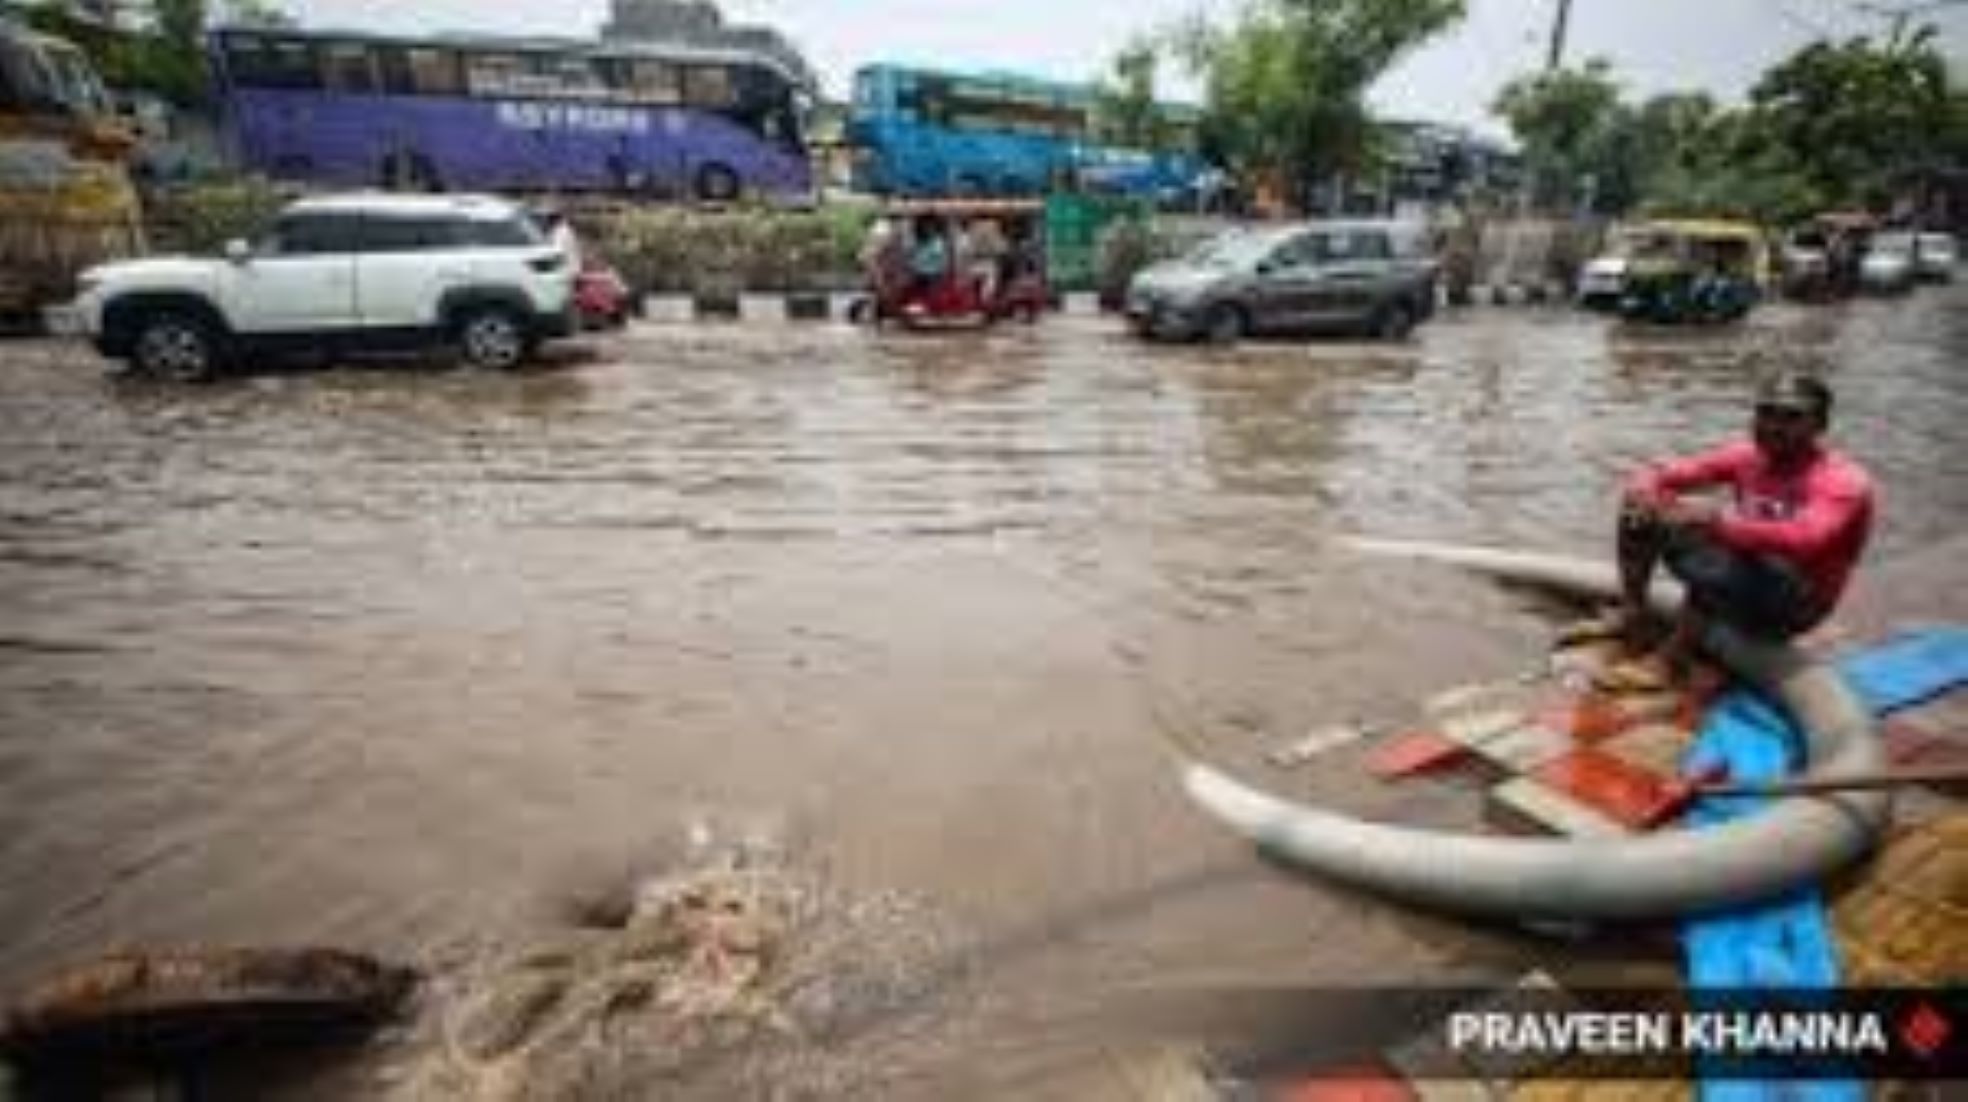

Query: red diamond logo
[1899,1002,1951,1059]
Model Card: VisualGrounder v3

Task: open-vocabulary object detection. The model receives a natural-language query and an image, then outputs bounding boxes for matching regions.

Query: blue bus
[847,63,1208,203]
[208,26,812,202]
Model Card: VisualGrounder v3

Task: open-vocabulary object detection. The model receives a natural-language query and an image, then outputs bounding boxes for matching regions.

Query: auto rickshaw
[1616,219,1770,325]
[847,198,1049,329]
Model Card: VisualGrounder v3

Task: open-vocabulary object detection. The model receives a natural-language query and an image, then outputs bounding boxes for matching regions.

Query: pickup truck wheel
[1373,301,1416,341]
[132,312,224,381]
[457,308,528,370]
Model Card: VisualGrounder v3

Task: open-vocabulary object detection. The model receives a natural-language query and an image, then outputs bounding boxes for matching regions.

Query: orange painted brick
[1598,722,1696,778]
[1530,749,1682,831]
[1533,692,1636,744]
[1277,1061,1419,1102]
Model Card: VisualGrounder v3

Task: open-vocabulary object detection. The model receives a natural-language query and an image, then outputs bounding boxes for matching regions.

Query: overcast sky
[284,1,1968,138]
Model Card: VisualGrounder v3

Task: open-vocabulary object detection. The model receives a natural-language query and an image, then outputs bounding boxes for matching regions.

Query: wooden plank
[1484,776,1633,838]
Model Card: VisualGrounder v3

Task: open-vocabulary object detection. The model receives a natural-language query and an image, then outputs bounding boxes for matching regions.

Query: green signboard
[1043,194,1146,292]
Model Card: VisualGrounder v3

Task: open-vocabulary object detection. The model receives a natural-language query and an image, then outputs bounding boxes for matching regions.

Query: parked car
[1858,231,1918,294]
[1781,211,1877,299]
[64,193,576,379]
[1124,219,1438,342]
[1913,231,1957,282]
[1575,250,1633,310]
[1776,228,1832,299]
[574,261,634,330]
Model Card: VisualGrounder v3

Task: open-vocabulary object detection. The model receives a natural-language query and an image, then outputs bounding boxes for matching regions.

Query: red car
[574,262,632,330]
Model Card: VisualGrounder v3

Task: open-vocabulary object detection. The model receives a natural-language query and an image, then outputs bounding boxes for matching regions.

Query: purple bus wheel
[695,164,740,203]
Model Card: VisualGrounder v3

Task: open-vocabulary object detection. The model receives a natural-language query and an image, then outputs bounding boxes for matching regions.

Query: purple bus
[209,26,812,202]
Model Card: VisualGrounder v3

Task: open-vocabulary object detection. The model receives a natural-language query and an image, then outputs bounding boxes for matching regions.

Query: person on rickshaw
[1688,245,1730,318]
[859,216,908,303]
[967,218,1009,302]
[910,215,952,301]
[1000,221,1041,288]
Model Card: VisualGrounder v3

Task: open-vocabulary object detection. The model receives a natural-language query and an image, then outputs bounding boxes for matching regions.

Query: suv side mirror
[224,238,252,265]
[1255,259,1277,277]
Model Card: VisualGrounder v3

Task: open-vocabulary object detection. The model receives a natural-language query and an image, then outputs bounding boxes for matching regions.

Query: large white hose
[1178,538,1890,922]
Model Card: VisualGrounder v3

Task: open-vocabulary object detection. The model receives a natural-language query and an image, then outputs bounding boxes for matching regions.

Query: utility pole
[1545,0,1574,71]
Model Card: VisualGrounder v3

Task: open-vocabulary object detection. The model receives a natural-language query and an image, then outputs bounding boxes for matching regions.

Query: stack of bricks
[1390,638,1713,839]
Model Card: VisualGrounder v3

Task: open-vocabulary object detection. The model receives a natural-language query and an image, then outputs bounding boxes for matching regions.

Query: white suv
[69,193,576,379]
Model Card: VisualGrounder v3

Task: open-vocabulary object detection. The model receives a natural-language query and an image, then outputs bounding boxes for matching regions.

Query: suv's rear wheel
[132,312,224,381]
[1373,300,1416,341]
[457,307,528,370]
[1203,303,1245,345]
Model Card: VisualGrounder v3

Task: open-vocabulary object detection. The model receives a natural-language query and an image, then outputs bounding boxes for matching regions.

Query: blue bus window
[321,43,376,94]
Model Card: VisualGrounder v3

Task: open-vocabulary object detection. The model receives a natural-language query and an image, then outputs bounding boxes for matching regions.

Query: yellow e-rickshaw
[1615,219,1770,325]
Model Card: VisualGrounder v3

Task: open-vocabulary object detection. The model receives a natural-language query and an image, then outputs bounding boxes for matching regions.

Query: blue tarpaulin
[1680,626,1968,1101]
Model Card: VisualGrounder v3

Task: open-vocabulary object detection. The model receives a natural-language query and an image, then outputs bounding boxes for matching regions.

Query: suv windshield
[1186,231,1285,270]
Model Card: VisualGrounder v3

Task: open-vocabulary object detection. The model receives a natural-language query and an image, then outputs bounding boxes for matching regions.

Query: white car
[69,193,576,379]
[1914,232,1957,282]
[1575,254,1630,309]
[1858,231,1917,295]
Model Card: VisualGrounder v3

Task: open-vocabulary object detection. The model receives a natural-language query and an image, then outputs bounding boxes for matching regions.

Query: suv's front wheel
[1372,300,1417,341]
[132,312,225,381]
[1202,303,1246,345]
[456,307,528,370]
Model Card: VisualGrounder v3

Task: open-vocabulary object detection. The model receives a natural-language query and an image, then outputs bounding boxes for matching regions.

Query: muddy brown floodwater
[2,290,1965,1097]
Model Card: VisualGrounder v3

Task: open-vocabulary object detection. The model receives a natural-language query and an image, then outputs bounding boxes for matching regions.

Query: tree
[1173,0,1466,210]
[98,0,211,106]
[27,0,218,106]
[1486,22,1957,226]
[217,0,297,28]
[1740,27,1951,208]
[1091,40,1165,151]
[1491,57,1624,212]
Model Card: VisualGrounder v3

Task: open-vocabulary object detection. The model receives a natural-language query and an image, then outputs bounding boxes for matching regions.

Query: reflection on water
[0,289,1962,1092]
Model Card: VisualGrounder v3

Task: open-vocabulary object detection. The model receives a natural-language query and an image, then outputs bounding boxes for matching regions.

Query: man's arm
[1714,478,1870,559]
[1625,442,1753,507]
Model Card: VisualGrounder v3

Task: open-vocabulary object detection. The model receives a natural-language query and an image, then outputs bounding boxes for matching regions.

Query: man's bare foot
[1557,606,1674,660]
[1594,649,1686,693]
[1556,606,1653,648]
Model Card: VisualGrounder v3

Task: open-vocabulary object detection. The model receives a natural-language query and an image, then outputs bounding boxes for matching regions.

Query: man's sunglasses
[1755,404,1816,423]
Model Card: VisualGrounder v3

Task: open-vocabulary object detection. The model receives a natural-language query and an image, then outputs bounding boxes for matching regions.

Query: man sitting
[909,216,951,300]
[1582,371,1876,691]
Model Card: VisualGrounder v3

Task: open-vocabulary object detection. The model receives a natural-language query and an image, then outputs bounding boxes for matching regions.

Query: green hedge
[577,204,870,295]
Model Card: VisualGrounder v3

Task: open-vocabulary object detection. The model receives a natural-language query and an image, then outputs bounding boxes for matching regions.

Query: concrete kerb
[1464,282,1572,307]
[634,289,1108,323]
[637,284,1580,324]
[639,292,846,322]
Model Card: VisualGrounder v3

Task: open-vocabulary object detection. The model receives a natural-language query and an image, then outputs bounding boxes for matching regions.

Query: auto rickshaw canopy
[1620,218,1771,286]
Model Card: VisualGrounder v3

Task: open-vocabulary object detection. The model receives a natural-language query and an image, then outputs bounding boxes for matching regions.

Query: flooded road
[2,290,1964,1095]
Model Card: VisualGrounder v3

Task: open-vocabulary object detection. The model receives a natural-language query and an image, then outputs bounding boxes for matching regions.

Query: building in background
[1372,119,1522,214]
[601,0,816,96]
